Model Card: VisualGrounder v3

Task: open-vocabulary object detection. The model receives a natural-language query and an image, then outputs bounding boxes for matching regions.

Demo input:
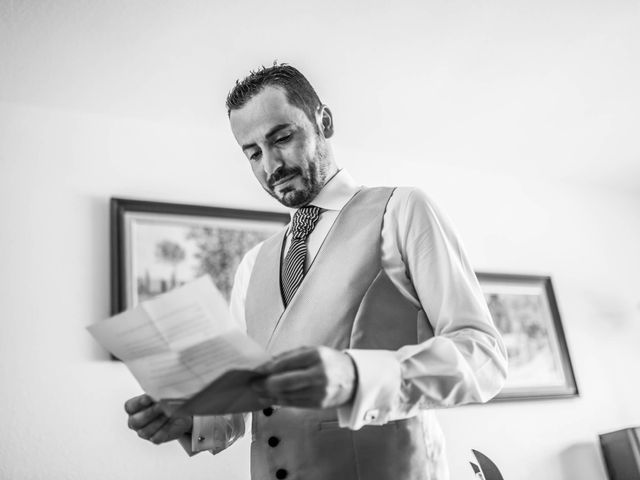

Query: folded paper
[87,276,271,415]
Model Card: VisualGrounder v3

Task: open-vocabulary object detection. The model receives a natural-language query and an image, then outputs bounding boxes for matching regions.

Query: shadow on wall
[560,442,608,480]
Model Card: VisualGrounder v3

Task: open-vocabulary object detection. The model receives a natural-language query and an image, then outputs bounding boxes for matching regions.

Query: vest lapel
[245,229,286,347]
[247,189,362,349]
[264,188,363,348]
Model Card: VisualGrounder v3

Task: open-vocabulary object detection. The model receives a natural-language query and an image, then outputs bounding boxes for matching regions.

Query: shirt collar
[287,169,361,219]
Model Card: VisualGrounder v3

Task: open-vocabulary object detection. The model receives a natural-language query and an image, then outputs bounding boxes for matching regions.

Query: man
[125,64,508,480]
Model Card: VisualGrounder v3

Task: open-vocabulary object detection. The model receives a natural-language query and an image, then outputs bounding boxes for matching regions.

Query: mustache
[267,166,303,189]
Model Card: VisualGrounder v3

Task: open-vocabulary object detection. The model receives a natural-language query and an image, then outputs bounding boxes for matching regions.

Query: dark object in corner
[600,427,640,480]
[470,449,505,480]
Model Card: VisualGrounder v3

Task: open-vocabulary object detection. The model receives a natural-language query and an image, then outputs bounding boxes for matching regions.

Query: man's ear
[317,105,334,139]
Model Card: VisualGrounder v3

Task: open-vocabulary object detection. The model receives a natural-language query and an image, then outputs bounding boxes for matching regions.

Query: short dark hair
[226,63,323,127]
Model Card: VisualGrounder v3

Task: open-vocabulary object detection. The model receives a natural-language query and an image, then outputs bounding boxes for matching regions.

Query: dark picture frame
[476,273,579,401]
[111,198,289,315]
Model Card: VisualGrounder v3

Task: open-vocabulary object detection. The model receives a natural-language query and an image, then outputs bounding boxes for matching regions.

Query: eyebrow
[241,124,292,152]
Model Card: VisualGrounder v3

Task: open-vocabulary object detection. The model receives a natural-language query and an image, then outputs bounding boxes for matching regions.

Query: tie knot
[290,205,321,240]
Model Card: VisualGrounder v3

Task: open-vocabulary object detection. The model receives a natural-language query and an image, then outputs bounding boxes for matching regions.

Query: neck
[319,144,339,185]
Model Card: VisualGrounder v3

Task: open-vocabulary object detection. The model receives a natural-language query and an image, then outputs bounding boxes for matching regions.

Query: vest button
[275,468,288,479]
[268,436,280,447]
[263,407,274,417]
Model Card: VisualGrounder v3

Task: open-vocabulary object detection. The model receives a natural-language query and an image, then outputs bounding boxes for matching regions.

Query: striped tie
[281,205,321,306]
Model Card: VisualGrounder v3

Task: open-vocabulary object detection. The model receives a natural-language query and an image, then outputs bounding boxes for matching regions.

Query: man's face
[229,86,332,208]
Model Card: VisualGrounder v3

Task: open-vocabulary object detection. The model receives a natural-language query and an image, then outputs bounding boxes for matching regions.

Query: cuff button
[364,409,379,422]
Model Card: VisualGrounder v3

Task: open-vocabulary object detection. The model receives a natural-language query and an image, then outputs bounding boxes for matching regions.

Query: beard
[265,140,329,208]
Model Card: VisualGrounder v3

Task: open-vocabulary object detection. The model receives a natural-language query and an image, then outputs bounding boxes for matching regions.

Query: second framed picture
[111,198,289,314]
[477,273,579,401]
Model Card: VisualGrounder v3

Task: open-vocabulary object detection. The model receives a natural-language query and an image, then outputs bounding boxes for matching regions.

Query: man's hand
[124,394,193,444]
[252,346,357,409]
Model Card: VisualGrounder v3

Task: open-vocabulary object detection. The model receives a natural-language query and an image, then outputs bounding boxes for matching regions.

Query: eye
[249,150,262,161]
[275,134,292,144]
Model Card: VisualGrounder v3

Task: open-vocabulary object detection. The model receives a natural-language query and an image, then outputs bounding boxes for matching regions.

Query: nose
[262,149,284,176]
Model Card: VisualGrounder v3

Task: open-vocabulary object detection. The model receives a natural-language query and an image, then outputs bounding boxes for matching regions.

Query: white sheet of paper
[87,276,270,400]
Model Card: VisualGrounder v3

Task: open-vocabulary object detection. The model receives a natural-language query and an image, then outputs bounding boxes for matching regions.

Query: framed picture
[111,198,289,314]
[476,273,579,401]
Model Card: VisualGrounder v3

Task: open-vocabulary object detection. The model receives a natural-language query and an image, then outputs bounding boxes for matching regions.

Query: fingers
[258,367,326,394]
[252,347,357,410]
[253,364,328,408]
[252,347,327,405]
[149,426,170,445]
[128,407,192,444]
[149,417,192,444]
[128,402,164,430]
[125,393,193,446]
[136,415,170,441]
[272,387,327,408]
[258,347,319,374]
[124,394,154,415]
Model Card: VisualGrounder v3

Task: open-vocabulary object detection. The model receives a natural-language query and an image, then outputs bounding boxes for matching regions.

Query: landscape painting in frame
[476,273,578,400]
[111,198,289,313]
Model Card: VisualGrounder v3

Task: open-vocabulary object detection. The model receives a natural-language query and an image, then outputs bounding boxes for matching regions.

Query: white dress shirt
[190,170,508,476]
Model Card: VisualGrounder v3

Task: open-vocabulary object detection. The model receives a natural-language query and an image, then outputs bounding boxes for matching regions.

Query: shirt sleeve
[337,188,508,429]
[184,243,262,454]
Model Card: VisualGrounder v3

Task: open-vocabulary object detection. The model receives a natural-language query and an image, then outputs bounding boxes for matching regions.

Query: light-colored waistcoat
[245,187,435,480]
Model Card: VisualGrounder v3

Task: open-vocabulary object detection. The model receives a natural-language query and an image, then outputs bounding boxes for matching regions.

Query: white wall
[1,1,639,479]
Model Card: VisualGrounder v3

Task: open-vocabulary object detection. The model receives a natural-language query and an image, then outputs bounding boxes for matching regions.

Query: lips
[272,174,298,187]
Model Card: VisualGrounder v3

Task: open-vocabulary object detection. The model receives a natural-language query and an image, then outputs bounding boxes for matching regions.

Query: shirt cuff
[337,349,402,430]
[190,416,218,452]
